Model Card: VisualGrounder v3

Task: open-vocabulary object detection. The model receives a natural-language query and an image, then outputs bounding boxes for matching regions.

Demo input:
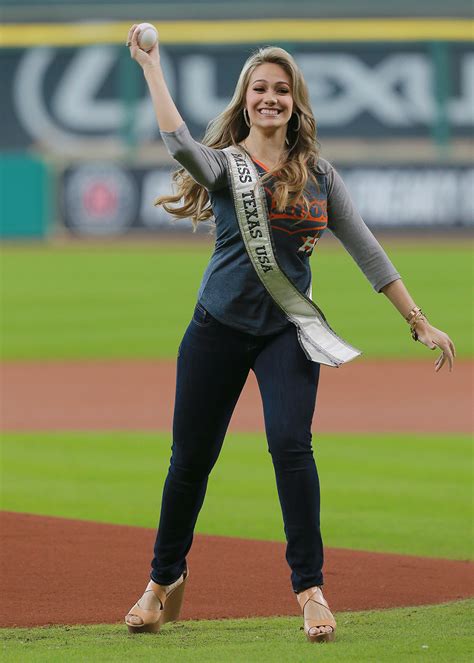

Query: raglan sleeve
[160,122,228,191]
[322,159,401,292]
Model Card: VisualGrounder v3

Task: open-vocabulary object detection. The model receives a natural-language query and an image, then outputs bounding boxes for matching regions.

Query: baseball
[137,23,158,51]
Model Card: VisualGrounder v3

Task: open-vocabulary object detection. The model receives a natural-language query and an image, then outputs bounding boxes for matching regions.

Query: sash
[223,146,361,368]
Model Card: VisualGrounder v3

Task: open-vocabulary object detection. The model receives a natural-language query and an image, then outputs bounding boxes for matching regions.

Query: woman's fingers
[441,338,454,371]
[433,337,454,372]
[418,325,455,373]
[449,338,456,358]
[127,24,137,45]
[131,25,140,47]
[446,347,454,371]
[435,353,446,372]
[130,25,144,54]
[128,25,144,62]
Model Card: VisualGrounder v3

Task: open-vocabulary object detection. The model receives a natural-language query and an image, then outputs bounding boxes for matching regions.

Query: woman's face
[245,63,294,131]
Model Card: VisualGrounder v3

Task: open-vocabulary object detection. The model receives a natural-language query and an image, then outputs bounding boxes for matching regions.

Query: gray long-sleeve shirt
[161,123,400,335]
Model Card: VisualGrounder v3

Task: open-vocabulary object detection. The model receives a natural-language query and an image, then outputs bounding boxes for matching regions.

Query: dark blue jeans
[150,303,323,593]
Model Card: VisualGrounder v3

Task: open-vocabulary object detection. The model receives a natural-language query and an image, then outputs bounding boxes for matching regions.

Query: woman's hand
[127,24,160,71]
[413,319,456,372]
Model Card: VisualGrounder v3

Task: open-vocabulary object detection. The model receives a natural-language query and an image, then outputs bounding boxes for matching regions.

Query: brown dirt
[1,512,472,628]
[1,359,472,433]
[2,359,472,628]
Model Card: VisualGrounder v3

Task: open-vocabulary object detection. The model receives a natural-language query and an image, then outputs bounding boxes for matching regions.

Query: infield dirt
[1,359,472,433]
[2,358,472,627]
[2,511,473,628]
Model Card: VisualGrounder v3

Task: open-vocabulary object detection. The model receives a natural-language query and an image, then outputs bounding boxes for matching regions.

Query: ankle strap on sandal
[146,570,187,607]
[297,586,329,610]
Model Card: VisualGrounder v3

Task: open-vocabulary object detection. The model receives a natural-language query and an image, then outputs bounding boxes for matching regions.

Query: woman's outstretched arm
[324,160,455,372]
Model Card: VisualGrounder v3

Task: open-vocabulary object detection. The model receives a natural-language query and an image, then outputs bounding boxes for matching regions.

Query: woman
[124,24,455,643]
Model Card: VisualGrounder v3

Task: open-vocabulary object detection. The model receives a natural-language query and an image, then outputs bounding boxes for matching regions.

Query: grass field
[1,601,473,662]
[1,241,472,359]
[2,431,471,559]
[1,239,472,661]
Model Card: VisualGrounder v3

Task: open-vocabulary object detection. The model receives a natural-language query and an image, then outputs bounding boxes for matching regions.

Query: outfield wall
[1,19,473,238]
[60,163,474,237]
[2,40,472,150]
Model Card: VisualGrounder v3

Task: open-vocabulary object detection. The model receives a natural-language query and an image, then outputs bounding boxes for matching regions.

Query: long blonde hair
[156,46,320,228]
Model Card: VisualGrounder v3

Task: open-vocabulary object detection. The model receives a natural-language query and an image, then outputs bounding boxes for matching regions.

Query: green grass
[2,432,472,560]
[1,601,473,662]
[1,242,472,359]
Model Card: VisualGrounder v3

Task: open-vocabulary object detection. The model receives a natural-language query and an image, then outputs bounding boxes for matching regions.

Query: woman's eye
[252,86,289,93]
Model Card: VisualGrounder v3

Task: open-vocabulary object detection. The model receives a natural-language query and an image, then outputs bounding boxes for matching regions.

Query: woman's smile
[258,108,281,116]
[245,62,293,128]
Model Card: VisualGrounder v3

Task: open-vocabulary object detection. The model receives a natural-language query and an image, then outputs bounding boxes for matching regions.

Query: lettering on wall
[3,45,473,151]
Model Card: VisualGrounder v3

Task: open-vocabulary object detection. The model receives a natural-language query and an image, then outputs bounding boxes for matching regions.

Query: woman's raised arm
[127,24,227,190]
[127,24,183,133]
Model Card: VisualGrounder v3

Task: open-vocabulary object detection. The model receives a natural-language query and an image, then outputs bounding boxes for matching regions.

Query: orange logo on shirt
[264,186,328,236]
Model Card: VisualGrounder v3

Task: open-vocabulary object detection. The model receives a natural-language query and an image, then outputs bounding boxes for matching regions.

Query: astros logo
[298,235,321,254]
[264,186,328,233]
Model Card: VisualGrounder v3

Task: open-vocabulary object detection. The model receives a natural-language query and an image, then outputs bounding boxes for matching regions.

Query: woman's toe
[309,625,332,636]
[126,614,143,626]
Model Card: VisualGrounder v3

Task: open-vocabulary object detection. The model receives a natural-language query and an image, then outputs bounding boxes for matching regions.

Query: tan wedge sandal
[296,585,336,643]
[125,568,188,634]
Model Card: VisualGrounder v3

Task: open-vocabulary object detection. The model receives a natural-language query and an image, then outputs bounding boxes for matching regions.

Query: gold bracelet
[405,305,422,323]
[406,306,427,341]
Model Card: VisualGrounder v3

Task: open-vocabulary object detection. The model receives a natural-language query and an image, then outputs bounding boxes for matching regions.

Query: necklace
[241,139,286,169]
[241,139,251,156]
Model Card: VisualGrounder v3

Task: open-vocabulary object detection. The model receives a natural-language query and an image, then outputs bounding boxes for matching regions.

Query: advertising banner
[2,42,473,152]
[61,162,474,236]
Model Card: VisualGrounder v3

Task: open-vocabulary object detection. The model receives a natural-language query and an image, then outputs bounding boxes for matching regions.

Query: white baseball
[137,23,158,52]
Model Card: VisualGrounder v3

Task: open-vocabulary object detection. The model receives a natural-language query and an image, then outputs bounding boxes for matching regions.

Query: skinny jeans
[151,303,324,593]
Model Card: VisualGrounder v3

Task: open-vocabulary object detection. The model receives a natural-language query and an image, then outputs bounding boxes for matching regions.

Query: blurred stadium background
[1,0,473,239]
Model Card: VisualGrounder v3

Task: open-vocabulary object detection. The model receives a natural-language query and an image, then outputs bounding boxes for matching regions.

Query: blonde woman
[124,24,455,643]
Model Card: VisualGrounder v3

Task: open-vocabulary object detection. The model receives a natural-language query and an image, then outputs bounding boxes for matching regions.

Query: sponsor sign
[63,163,199,235]
[62,162,474,235]
[341,166,474,228]
[63,163,137,235]
[1,43,473,151]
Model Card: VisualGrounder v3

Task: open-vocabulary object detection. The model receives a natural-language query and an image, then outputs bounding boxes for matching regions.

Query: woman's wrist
[405,305,428,341]
[143,61,161,76]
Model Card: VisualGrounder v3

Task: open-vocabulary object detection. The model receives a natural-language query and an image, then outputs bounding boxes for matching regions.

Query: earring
[291,112,301,132]
[243,108,251,128]
[286,113,301,151]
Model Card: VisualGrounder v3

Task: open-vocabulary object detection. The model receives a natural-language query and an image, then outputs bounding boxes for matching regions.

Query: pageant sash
[223,146,361,368]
